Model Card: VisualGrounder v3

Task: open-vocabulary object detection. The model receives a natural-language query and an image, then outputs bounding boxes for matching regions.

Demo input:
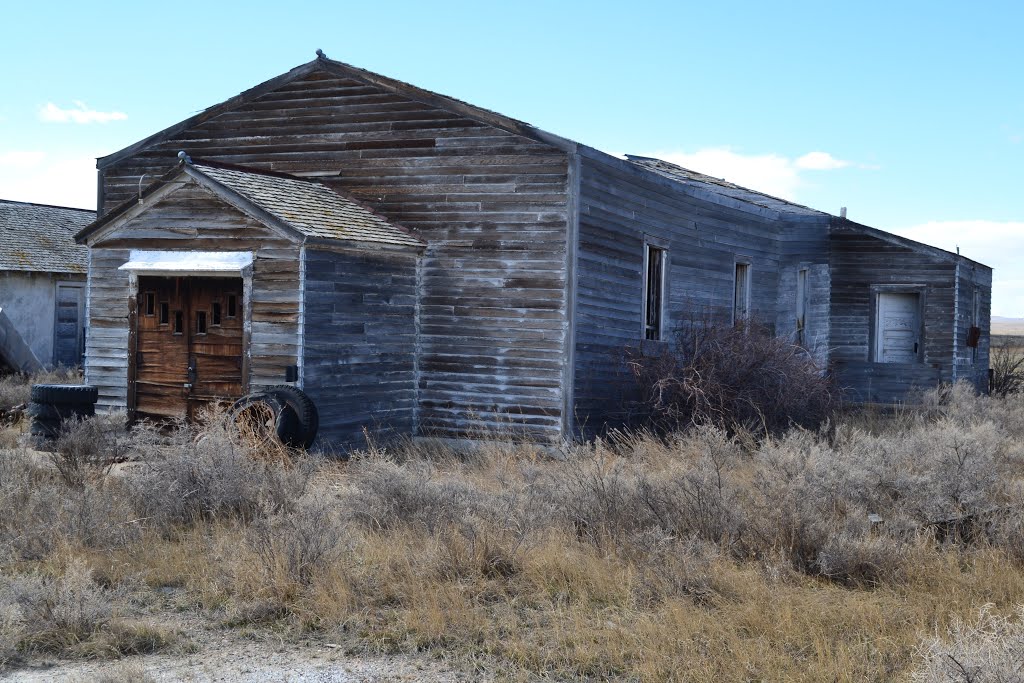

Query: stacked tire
[28,384,99,440]
[230,385,319,449]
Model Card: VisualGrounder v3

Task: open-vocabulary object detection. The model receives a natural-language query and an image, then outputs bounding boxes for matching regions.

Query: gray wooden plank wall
[775,216,832,367]
[99,70,570,440]
[85,248,130,410]
[572,149,811,432]
[829,222,966,402]
[88,183,302,405]
[302,246,419,449]
[954,262,993,393]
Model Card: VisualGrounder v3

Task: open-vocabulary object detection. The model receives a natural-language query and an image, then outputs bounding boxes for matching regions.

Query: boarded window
[796,268,808,345]
[644,245,666,341]
[734,263,751,324]
[875,292,921,363]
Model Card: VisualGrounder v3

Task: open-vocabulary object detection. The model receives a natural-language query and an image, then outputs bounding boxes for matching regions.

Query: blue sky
[2,1,1022,313]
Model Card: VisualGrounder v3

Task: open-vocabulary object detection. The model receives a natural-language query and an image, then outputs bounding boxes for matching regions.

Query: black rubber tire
[30,420,61,438]
[27,402,95,421]
[30,384,98,405]
[229,393,300,447]
[266,385,319,449]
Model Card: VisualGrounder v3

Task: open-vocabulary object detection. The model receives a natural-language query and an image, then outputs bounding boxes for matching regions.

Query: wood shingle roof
[0,199,91,273]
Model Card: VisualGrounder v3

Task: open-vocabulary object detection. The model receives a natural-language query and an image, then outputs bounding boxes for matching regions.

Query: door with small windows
[134,276,243,420]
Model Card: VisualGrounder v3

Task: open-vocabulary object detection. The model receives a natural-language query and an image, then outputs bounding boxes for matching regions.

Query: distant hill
[993,316,1024,336]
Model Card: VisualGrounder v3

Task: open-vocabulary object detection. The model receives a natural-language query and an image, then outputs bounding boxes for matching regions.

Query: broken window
[211,302,222,326]
[144,292,155,316]
[227,294,237,318]
[644,245,666,341]
[159,302,169,325]
[173,311,184,335]
[196,311,207,335]
[734,262,751,325]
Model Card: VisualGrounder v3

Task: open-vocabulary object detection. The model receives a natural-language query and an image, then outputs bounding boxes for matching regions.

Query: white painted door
[876,293,920,363]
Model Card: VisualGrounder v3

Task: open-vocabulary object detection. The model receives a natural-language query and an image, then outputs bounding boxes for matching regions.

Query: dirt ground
[4,609,483,682]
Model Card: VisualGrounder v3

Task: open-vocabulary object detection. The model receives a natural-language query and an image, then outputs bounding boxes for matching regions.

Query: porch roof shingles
[0,199,91,274]
[194,164,424,248]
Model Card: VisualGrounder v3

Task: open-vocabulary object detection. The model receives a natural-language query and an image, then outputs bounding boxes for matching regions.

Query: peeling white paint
[118,250,253,274]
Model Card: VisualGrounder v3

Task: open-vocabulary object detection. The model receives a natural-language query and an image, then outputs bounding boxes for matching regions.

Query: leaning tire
[30,384,98,405]
[27,402,95,421]
[265,386,318,449]
[229,393,300,447]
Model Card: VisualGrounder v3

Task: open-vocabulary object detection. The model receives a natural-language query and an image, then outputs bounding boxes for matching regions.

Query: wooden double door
[134,276,244,420]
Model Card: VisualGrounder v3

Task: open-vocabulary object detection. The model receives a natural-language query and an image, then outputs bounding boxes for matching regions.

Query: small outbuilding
[0,199,91,371]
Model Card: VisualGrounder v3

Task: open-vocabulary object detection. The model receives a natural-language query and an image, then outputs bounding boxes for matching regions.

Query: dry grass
[3,383,1024,679]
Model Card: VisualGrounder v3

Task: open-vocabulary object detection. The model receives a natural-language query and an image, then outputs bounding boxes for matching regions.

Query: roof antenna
[177,150,192,165]
[316,48,326,60]
[137,174,148,205]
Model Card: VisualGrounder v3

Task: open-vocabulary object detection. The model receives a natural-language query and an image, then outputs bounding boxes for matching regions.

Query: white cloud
[795,151,851,170]
[889,220,1024,317]
[0,153,96,209]
[0,150,46,167]
[637,147,860,200]
[39,101,127,124]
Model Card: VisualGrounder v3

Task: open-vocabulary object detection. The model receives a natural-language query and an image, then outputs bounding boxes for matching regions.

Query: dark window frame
[642,243,668,341]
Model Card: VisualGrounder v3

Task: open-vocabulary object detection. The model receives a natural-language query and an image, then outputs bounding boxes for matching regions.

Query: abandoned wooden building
[1,199,90,372]
[74,52,992,447]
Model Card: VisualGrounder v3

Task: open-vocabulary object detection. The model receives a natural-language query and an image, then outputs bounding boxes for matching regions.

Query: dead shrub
[247,494,348,587]
[127,417,315,530]
[626,314,838,435]
[0,560,114,656]
[912,604,1024,682]
[990,344,1024,397]
[0,450,139,562]
[50,413,130,489]
[0,366,80,413]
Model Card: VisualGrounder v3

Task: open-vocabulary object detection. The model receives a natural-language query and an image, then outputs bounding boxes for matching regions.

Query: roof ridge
[0,198,95,213]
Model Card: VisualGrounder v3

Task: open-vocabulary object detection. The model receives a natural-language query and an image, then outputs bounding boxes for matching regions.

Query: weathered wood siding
[302,247,419,448]
[572,149,819,431]
[86,182,301,408]
[828,219,974,403]
[99,68,570,439]
[85,248,130,410]
[954,262,993,393]
[775,217,832,366]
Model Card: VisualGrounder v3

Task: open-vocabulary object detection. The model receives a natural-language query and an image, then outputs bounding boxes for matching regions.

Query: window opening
[196,311,207,335]
[159,302,169,325]
[970,287,982,362]
[173,311,183,335]
[644,245,666,341]
[211,302,222,326]
[796,268,808,345]
[734,263,751,324]
[144,292,155,316]
[227,294,237,318]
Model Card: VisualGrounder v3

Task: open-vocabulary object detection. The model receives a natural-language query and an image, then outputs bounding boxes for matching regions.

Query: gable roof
[97,52,576,170]
[0,199,91,274]
[78,159,424,249]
